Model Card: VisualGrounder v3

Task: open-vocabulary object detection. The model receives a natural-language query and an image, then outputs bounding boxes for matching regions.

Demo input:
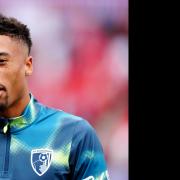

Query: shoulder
[37,100,94,133]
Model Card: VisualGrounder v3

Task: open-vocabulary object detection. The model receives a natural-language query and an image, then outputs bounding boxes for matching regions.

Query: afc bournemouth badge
[31,149,53,176]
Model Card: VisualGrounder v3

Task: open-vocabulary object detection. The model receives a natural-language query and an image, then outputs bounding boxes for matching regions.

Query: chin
[0,105,6,112]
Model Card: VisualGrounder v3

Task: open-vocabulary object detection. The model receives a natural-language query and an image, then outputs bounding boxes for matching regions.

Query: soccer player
[0,14,109,180]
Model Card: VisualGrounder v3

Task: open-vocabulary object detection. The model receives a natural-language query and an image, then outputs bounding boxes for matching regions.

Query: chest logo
[31,149,53,176]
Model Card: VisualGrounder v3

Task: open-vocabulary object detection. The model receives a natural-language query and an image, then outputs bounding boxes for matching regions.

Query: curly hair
[0,14,32,55]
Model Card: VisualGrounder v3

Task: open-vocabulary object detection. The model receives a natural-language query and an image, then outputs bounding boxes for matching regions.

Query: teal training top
[0,94,109,180]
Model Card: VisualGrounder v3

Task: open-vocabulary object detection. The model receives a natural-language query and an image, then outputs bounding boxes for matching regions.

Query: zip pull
[0,117,9,134]
[3,123,9,134]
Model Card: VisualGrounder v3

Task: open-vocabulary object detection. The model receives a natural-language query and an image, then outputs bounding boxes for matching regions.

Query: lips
[0,86,6,98]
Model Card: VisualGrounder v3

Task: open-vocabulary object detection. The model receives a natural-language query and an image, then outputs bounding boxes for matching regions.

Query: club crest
[31,149,53,176]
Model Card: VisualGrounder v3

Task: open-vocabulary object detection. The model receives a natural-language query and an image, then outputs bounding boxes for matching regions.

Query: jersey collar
[8,93,40,133]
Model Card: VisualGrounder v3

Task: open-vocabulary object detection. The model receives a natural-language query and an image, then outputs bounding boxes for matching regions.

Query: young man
[0,14,109,180]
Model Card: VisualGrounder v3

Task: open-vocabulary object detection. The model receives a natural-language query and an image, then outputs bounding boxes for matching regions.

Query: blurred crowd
[0,0,128,179]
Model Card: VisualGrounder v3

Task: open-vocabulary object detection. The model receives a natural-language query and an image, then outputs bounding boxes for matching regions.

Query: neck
[0,91,30,118]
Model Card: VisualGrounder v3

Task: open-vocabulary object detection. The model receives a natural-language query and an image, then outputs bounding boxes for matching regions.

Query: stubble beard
[0,94,8,112]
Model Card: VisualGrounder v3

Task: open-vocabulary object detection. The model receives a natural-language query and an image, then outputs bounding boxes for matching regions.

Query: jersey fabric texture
[0,94,109,180]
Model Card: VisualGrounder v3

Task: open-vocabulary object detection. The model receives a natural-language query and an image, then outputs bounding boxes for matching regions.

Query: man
[0,14,109,180]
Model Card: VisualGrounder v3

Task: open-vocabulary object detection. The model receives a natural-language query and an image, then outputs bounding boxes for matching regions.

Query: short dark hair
[0,14,32,54]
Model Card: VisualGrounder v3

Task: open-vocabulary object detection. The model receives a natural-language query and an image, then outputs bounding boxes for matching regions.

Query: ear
[25,56,33,76]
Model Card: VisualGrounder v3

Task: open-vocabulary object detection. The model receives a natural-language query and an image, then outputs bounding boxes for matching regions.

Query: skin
[0,35,33,118]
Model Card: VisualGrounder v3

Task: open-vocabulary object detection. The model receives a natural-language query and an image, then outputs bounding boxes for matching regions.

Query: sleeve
[69,120,110,180]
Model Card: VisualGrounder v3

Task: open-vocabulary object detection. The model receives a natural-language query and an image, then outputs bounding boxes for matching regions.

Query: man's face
[0,35,32,112]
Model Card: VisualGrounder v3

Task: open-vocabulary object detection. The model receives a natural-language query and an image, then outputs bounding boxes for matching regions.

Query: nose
[0,84,6,91]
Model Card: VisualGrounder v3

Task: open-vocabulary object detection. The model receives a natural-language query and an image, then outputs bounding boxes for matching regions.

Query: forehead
[0,35,27,57]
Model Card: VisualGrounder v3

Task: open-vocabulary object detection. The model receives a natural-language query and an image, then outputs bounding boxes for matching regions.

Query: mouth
[0,85,6,97]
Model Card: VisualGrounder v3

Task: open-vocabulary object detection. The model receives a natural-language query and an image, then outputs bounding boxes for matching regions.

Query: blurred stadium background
[0,0,128,179]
